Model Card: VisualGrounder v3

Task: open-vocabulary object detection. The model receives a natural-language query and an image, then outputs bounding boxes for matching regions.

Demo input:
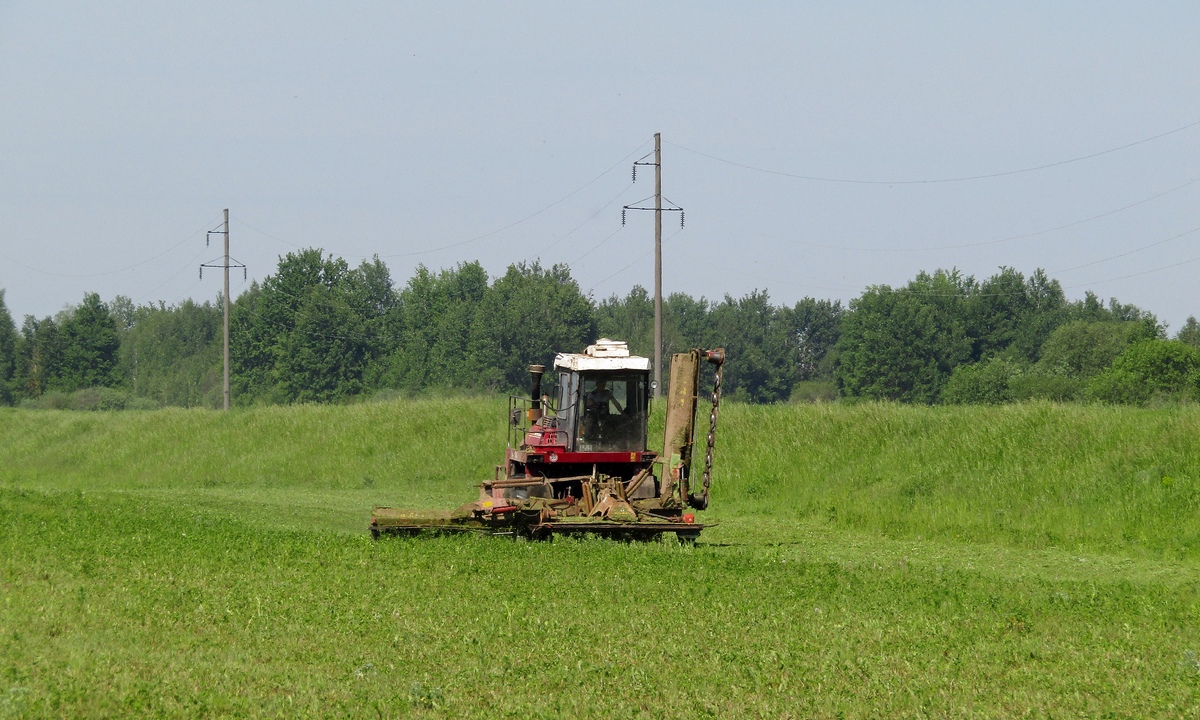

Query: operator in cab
[585,379,622,415]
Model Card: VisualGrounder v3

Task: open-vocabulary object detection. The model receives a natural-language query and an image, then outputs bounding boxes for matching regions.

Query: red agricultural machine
[371,339,725,542]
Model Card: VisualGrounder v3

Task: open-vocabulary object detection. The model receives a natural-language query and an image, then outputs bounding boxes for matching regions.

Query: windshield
[575,373,647,452]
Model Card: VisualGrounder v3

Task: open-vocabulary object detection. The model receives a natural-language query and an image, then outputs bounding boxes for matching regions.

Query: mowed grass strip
[4,399,1200,716]
[3,488,1200,718]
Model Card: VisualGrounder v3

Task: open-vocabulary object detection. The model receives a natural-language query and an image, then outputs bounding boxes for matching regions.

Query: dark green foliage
[789,297,843,382]
[940,357,1022,405]
[1009,373,1084,402]
[119,299,221,407]
[20,386,158,411]
[14,315,63,398]
[471,261,597,391]
[13,293,121,398]
[708,290,794,403]
[598,289,842,403]
[57,293,122,391]
[663,291,713,358]
[964,267,1066,363]
[1035,320,1156,379]
[835,270,973,403]
[1066,290,1163,334]
[834,265,1167,405]
[596,285,655,359]
[0,289,17,404]
[231,249,392,404]
[0,260,1184,407]
[789,380,837,402]
[1088,339,1200,405]
[382,262,491,391]
[1177,316,1200,348]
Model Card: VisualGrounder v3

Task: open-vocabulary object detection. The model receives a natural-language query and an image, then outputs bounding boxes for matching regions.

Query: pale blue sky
[2,3,1198,329]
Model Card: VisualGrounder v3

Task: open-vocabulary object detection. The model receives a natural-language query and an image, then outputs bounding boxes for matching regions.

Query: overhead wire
[665,119,1200,185]
[380,141,649,258]
[134,246,213,305]
[701,176,1199,254]
[232,141,651,260]
[0,214,221,279]
[570,225,627,265]
[1051,226,1200,274]
[537,181,636,256]
[1063,254,1200,289]
[718,222,1200,298]
[587,227,684,295]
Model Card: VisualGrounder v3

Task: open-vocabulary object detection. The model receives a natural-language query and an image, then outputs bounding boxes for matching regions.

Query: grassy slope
[719,402,1200,558]
[3,399,1200,717]
[4,399,1199,555]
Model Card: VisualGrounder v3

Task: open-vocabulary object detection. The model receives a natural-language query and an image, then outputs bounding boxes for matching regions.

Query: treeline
[2,250,1199,409]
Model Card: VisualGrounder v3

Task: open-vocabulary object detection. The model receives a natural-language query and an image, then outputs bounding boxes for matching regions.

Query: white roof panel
[554,353,652,372]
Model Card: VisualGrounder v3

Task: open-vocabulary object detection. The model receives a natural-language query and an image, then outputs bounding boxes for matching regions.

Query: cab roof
[554,339,652,373]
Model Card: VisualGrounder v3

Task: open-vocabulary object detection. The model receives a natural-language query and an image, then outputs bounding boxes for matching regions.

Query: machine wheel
[676,531,700,545]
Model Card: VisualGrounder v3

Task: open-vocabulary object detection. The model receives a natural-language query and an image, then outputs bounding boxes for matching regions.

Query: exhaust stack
[528,364,545,422]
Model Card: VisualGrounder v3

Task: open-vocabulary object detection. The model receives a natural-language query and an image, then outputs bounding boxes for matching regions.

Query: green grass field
[3,399,1200,717]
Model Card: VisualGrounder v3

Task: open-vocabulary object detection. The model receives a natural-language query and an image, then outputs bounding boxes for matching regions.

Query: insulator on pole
[199,267,203,279]
[244,268,247,281]
[621,208,626,226]
[632,165,637,183]
[680,211,685,228]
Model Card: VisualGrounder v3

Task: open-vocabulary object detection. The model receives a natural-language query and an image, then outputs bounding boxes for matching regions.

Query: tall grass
[2,399,1199,554]
[0,398,505,533]
[718,401,1200,558]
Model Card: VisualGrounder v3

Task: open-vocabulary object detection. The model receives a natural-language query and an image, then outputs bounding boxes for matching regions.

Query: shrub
[940,358,1023,404]
[1088,340,1200,405]
[1009,373,1083,402]
[1035,320,1154,378]
[13,386,159,411]
[790,380,838,403]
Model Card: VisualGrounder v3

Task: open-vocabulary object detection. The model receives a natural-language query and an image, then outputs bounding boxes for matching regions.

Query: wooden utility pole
[222,208,230,411]
[653,133,663,398]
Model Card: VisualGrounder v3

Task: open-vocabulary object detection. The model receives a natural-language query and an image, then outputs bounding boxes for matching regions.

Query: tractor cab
[553,339,651,453]
[505,339,655,486]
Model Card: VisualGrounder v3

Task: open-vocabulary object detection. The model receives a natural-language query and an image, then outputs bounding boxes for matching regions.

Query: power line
[134,247,213,305]
[704,176,1199,254]
[1063,254,1200,289]
[0,215,221,279]
[1052,226,1200,274]
[665,119,1200,185]
[381,142,649,258]
[537,182,636,256]
[587,227,683,294]
[570,225,627,265]
[232,142,651,260]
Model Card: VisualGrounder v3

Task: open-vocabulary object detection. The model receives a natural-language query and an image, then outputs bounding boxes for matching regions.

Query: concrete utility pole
[624,134,683,400]
[653,132,663,399]
[201,209,245,411]
[222,208,230,411]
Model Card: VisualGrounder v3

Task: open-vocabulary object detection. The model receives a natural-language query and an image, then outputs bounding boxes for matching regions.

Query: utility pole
[624,134,684,398]
[654,133,663,399]
[222,209,230,411]
[201,209,246,411]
